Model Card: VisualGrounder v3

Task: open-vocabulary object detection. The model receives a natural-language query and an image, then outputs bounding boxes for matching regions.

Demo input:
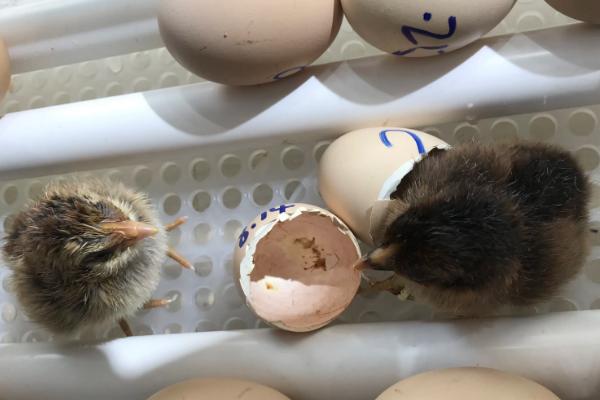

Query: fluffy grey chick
[3,179,190,337]
[362,142,591,315]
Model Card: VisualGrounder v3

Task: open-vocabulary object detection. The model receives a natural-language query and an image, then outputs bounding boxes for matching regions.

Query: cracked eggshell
[158,0,343,86]
[376,368,560,400]
[147,378,290,400]
[318,127,449,245]
[233,203,361,332]
[545,0,600,24]
[341,0,515,57]
[0,38,11,102]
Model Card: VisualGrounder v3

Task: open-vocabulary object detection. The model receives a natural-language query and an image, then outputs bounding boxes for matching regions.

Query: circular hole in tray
[569,109,597,137]
[284,180,306,201]
[2,276,13,293]
[3,215,15,232]
[222,187,242,209]
[194,223,212,244]
[192,191,212,213]
[313,141,331,162]
[165,290,182,313]
[220,155,242,178]
[3,185,18,205]
[135,324,154,336]
[223,220,243,243]
[195,288,215,310]
[164,323,183,334]
[529,114,557,141]
[252,184,273,206]
[249,149,269,172]
[162,262,183,280]
[454,124,480,144]
[282,147,305,170]
[223,284,244,308]
[134,166,153,188]
[194,256,213,277]
[161,162,182,184]
[575,147,600,171]
[1,303,17,322]
[585,259,600,284]
[191,158,211,182]
[490,119,519,143]
[28,181,44,199]
[163,194,182,216]
[195,320,218,332]
[224,317,248,331]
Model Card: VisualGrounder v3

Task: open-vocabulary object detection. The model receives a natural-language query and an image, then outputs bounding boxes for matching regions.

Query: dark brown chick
[363,142,591,315]
[2,179,190,337]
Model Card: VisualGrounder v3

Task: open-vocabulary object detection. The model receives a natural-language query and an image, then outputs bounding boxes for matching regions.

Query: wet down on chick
[2,179,192,337]
[359,142,591,315]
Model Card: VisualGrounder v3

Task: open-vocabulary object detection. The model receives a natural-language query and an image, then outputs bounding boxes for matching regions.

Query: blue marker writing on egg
[394,12,458,56]
[238,204,296,248]
[379,129,427,155]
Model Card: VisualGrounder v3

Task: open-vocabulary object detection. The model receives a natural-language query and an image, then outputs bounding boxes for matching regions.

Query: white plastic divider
[0,0,162,74]
[1,24,600,179]
[0,310,599,400]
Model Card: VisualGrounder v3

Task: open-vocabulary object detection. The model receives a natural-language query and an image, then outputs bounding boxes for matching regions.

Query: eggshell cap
[342,0,515,57]
[233,203,361,332]
[376,368,560,400]
[0,38,11,102]
[158,0,342,85]
[318,127,449,244]
[147,378,290,400]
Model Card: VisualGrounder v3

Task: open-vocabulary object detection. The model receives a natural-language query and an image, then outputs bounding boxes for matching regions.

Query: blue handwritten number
[238,204,296,248]
[270,204,295,214]
[379,129,427,155]
[238,227,250,248]
[394,12,457,56]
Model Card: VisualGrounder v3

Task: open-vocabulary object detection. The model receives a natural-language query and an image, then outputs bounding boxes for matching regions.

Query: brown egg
[545,0,600,24]
[341,0,515,57]
[147,378,290,400]
[318,127,449,244]
[0,38,11,102]
[376,368,560,400]
[233,203,361,332]
[158,0,342,85]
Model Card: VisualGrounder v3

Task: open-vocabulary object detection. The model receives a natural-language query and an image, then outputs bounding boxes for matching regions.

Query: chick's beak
[100,220,159,241]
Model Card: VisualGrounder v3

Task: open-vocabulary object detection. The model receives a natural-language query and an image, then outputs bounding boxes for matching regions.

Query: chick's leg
[364,274,414,301]
[118,318,133,337]
[143,297,176,309]
[164,216,194,271]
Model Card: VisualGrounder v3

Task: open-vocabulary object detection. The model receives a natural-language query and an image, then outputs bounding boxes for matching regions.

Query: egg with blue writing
[341,0,515,57]
[148,378,290,400]
[376,368,560,400]
[319,127,449,244]
[233,203,361,332]
[0,38,10,102]
[158,0,342,86]
[545,0,600,24]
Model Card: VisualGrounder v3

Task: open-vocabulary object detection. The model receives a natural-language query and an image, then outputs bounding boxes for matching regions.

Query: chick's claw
[167,248,194,271]
[118,318,134,337]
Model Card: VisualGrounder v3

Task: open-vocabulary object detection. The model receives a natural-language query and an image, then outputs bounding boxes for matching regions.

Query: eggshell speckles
[0,38,11,102]
[158,0,342,85]
[376,368,561,400]
[233,204,361,332]
[341,0,515,57]
[147,378,290,400]
[318,128,449,244]
[545,0,600,24]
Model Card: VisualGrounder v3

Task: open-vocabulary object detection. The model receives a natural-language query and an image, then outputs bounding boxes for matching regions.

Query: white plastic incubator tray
[0,1,598,399]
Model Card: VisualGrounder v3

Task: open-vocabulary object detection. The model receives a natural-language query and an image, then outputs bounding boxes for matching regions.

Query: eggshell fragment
[158,0,342,85]
[0,38,11,102]
[233,203,361,332]
[341,0,515,57]
[147,378,290,400]
[545,0,600,24]
[318,127,449,244]
[376,368,560,400]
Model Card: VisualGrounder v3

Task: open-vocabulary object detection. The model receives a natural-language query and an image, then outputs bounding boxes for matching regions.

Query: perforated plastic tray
[0,0,598,346]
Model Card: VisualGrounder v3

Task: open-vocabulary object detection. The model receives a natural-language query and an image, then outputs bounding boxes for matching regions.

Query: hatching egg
[233,203,361,332]
[147,378,290,400]
[376,368,560,399]
[0,38,11,102]
[319,127,449,245]
[158,0,342,86]
[545,0,600,24]
[341,0,515,57]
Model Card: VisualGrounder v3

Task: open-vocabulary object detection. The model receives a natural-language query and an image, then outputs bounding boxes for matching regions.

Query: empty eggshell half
[545,0,600,24]
[0,38,11,102]
[158,0,342,85]
[319,127,449,245]
[341,0,515,57]
[147,378,290,400]
[376,367,560,399]
[233,203,361,332]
